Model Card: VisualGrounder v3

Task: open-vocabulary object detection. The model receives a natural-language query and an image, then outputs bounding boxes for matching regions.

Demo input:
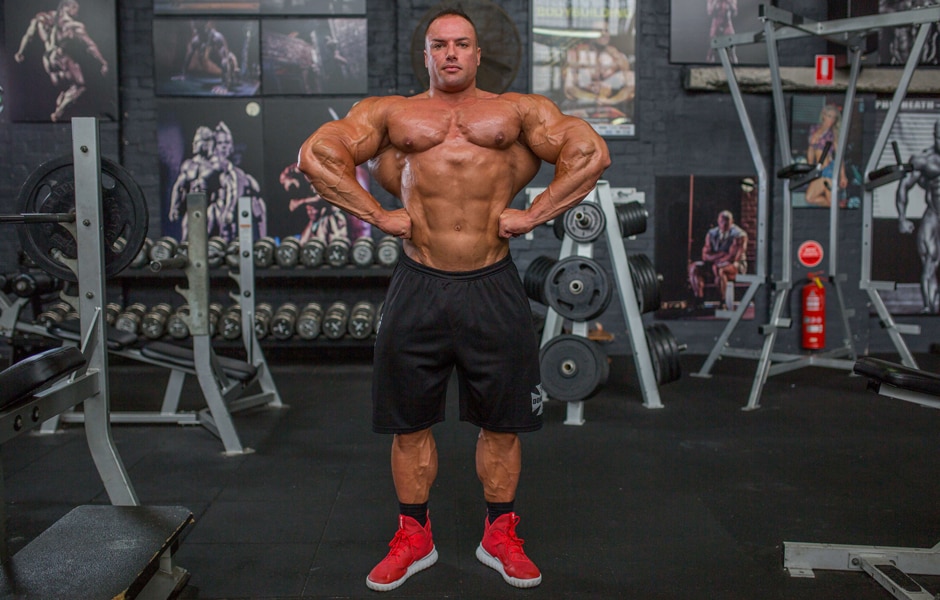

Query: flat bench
[853,356,940,410]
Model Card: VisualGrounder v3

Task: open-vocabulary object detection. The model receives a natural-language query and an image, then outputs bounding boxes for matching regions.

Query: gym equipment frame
[0,118,193,598]
[693,5,939,409]
[40,193,284,455]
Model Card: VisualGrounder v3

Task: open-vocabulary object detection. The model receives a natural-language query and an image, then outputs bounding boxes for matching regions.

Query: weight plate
[645,323,682,385]
[524,256,556,304]
[616,201,648,238]
[563,203,606,243]
[627,254,661,314]
[543,256,612,321]
[17,155,149,282]
[540,334,609,402]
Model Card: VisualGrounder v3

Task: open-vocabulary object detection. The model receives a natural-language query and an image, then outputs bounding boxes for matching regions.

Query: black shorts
[372,253,543,434]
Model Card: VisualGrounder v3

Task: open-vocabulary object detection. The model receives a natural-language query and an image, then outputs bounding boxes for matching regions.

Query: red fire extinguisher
[801,273,825,350]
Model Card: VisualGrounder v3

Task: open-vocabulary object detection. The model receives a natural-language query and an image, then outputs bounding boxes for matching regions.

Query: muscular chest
[386,101,521,154]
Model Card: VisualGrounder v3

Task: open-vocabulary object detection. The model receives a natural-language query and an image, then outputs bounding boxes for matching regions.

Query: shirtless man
[688,210,747,308]
[14,0,109,122]
[298,8,609,592]
[168,126,226,240]
[896,119,940,313]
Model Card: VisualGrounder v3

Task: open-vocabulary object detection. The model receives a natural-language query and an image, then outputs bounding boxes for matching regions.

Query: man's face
[215,131,233,159]
[424,15,480,93]
[718,214,731,232]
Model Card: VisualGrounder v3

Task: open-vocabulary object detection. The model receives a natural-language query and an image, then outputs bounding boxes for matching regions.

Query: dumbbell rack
[537,181,663,425]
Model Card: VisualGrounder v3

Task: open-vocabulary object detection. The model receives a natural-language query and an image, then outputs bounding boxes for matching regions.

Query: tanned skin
[298,13,609,506]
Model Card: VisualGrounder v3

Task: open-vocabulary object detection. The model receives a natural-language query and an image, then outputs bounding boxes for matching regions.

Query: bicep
[521,97,605,164]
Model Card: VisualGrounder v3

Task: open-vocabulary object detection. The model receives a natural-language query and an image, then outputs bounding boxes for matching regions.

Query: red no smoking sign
[798,241,824,267]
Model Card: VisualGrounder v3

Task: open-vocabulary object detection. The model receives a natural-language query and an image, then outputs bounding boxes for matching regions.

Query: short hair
[425,7,479,46]
[718,210,734,222]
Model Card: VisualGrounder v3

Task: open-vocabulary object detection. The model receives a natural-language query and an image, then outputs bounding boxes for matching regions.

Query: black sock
[486,501,514,524]
[399,502,428,526]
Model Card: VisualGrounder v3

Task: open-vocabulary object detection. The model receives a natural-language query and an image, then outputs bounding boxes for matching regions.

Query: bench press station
[0,117,193,598]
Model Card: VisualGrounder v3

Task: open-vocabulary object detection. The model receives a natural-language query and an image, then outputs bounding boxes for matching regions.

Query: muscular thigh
[917,211,940,267]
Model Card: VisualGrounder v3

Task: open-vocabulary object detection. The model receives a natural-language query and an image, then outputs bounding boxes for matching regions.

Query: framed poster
[669,0,770,65]
[261,0,366,15]
[654,174,758,320]
[877,0,940,66]
[531,0,636,137]
[869,97,940,315]
[154,19,261,97]
[788,94,864,209]
[262,97,372,244]
[157,98,266,242]
[261,18,367,95]
[5,0,119,122]
[154,0,260,15]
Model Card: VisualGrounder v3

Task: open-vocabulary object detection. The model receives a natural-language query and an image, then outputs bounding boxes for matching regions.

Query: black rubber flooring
[2,351,939,599]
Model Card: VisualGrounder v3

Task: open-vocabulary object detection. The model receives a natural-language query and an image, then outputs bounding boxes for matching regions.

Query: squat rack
[693,5,938,409]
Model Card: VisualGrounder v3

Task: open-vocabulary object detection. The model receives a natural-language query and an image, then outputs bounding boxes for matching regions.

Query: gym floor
[2,351,939,599]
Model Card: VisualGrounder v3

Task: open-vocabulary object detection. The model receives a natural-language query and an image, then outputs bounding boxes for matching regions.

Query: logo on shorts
[531,384,543,416]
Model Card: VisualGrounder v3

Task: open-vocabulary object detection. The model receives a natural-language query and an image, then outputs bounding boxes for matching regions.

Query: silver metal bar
[71,117,138,506]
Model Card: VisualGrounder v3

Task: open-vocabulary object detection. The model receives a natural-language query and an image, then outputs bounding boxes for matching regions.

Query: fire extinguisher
[801,273,825,350]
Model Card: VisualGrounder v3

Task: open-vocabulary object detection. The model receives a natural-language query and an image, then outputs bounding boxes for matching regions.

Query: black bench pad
[854,356,940,397]
[48,320,139,351]
[0,347,86,411]
[0,505,194,600]
[141,341,257,382]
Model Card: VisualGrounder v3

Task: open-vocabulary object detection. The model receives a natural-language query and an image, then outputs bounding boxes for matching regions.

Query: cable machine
[693,5,939,409]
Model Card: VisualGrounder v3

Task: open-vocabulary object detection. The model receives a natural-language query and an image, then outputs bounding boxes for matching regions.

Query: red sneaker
[475,512,542,588]
[366,514,438,592]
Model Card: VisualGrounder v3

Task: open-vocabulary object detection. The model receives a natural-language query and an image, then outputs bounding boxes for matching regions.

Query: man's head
[214,121,233,159]
[192,126,214,155]
[718,210,734,232]
[423,9,481,93]
[58,0,79,17]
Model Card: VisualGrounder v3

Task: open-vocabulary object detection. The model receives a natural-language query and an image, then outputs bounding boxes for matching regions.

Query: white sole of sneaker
[475,544,542,588]
[365,546,439,592]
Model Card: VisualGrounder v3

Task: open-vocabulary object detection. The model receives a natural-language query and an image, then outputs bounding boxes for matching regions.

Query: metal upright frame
[693,5,939,409]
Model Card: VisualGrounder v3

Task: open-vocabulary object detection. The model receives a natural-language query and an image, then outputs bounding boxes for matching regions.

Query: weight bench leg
[160,369,186,415]
[192,335,249,455]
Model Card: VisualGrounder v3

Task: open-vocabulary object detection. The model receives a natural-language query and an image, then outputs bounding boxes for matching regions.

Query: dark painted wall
[0,0,935,359]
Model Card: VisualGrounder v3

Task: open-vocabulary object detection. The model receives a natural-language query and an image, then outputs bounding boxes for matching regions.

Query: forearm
[298,143,386,229]
[524,142,610,229]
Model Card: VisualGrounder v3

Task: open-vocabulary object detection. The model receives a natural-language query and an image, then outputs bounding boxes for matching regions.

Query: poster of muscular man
[870,98,940,315]
[877,0,940,66]
[262,97,372,245]
[157,99,266,243]
[260,18,367,95]
[669,0,769,65]
[154,0,366,15]
[5,0,118,122]
[153,19,260,97]
[653,175,758,320]
[531,0,636,137]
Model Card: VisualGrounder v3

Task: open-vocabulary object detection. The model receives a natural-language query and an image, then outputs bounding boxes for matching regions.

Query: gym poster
[153,0,366,16]
[788,94,865,210]
[669,0,769,65]
[156,97,375,245]
[653,174,758,320]
[869,98,940,316]
[4,0,119,123]
[531,0,636,137]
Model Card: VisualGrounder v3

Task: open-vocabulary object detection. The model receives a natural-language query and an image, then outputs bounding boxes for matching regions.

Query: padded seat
[853,356,940,397]
[141,341,257,382]
[0,347,86,411]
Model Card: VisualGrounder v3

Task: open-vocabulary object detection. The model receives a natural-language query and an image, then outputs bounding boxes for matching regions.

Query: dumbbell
[350,236,375,268]
[207,236,228,269]
[166,304,191,340]
[347,300,376,339]
[105,302,122,327]
[276,238,302,269]
[375,236,401,268]
[254,302,274,340]
[271,302,298,340]
[35,301,74,327]
[130,237,153,269]
[296,301,324,340]
[141,303,173,340]
[326,236,351,268]
[301,239,326,268]
[149,236,178,262]
[225,240,241,269]
[208,302,223,337]
[321,301,349,340]
[253,237,277,269]
[219,304,242,340]
[11,272,59,297]
[115,302,147,335]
